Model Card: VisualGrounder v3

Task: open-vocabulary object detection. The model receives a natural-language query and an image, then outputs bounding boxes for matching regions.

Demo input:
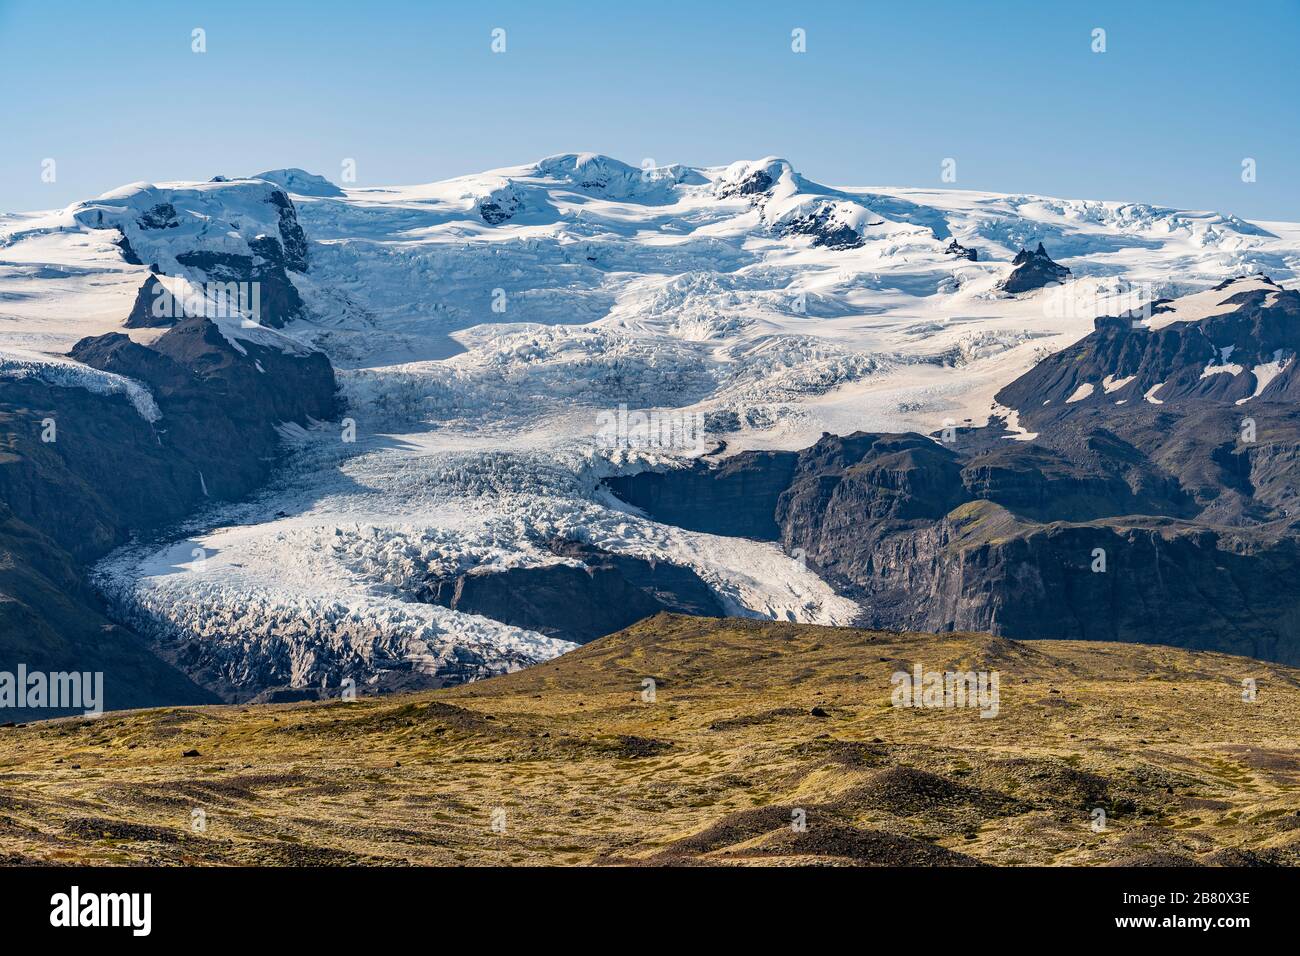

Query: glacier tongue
[93,425,856,700]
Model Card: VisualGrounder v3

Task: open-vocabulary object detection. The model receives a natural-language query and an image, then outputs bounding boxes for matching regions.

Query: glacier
[2,153,1299,699]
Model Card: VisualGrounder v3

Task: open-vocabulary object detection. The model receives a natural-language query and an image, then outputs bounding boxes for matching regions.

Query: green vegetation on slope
[1,614,1297,866]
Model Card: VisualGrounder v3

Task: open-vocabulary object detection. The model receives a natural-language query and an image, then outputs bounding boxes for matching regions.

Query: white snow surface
[251,168,346,198]
[1237,349,1292,404]
[1066,382,1096,403]
[68,178,297,276]
[4,155,1300,694]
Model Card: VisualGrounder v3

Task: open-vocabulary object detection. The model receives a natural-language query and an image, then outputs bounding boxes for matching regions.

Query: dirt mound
[1202,847,1283,867]
[792,739,891,768]
[343,701,503,737]
[653,805,803,859]
[835,766,1018,817]
[734,824,984,866]
[976,757,1112,809]
[62,817,185,844]
[709,708,806,731]
[1105,851,1198,867]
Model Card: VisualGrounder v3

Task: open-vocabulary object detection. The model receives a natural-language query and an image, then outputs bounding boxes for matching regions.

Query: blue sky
[2,0,1297,218]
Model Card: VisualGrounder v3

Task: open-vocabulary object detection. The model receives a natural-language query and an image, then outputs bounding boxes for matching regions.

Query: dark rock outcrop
[172,245,305,329]
[999,242,1070,293]
[478,201,514,225]
[945,239,977,261]
[70,318,337,500]
[266,189,309,272]
[781,206,866,250]
[123,273,175,328]
[0,316,340,716]
[999,276,1299,410]
[478,188,525,225]
[0,372,222,717]
[113,232,143,266]
[137,202,180,231]
[418,539,725,644]
[606,278,1300,664]
[605,451,799,539]
[716,169,773,199]
[101,183,309,326]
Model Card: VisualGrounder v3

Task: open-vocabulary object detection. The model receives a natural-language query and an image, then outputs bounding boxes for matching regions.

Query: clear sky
[2,0,1297,219]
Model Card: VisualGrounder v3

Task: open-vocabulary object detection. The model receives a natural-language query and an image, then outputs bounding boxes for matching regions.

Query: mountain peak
[252,168,344,197]
[1001,243,1070,293]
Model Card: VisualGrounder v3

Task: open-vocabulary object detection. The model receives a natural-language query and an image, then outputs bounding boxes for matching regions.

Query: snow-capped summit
[252,167,346,198]
[70,177,309,274]
[528,152,702,198]
[712,156,811,199]
[61,177,311,331]
[700,158,888,250]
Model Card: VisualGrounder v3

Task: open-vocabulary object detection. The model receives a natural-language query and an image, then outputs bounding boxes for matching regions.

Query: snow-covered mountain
[3,154,1299,700]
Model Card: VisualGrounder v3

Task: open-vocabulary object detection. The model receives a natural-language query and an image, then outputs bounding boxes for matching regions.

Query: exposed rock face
[137,202,179,230]
[478,201,515,225]
[0,372,221,717]
[945,239,977,261]
[113,233,143,265]
[126,264,306,330]
[999,276,1300,409]
[999,242,1070,293]
[774,433,969,593]
[0,315,340,715]
[475,180,531,225]
[605,451,799,539]
[70,318,338,499]
[419,539,725,643]
[716,168,774,199]
[606,278,1300,664]
[123,273,173,328]
[266,189,310,272]
[709,159,881,252]
[172,247,306,329]
[0,370,223,718]
[780,205,866,250]
[0,500,217,721]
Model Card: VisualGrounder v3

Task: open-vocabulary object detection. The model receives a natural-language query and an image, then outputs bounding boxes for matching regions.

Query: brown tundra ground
[2,614,1298,866]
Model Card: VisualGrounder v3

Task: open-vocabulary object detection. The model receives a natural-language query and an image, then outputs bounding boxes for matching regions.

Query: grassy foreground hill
[2,614,1299,866]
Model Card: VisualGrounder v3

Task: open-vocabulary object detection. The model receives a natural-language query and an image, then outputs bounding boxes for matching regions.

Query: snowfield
[3,154,1299,697]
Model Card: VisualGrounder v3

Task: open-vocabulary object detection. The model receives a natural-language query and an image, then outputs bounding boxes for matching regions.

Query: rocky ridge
[1,181,341,717]
[608,277,1300,664]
